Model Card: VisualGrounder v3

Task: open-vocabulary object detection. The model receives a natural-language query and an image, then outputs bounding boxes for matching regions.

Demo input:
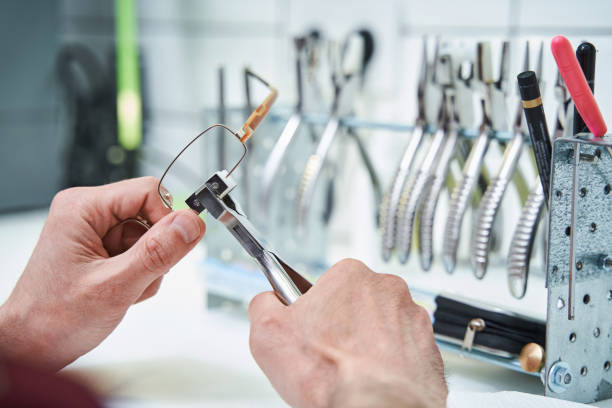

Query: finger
[135,276,163,303]
[90,177,172,237]
[248,291,285,324]
[102,220,149,256]
[107,209,205,290]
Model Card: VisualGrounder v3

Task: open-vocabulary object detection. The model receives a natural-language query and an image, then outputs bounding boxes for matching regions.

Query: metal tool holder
[545,133,612,403]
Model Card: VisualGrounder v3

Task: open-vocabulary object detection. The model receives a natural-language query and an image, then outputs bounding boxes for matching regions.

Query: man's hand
[0,177,205,370]
[249,259,447,408]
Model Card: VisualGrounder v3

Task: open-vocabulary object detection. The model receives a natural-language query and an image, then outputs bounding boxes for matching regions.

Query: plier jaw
[186,171,312,305]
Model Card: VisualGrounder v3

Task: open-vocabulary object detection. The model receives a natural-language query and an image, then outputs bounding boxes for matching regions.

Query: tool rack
[199,106,611,403]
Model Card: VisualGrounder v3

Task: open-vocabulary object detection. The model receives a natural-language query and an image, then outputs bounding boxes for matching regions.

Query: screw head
[547,361,572,394]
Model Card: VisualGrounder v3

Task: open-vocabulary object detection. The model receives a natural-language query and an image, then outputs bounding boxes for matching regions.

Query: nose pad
[159,185,174,209]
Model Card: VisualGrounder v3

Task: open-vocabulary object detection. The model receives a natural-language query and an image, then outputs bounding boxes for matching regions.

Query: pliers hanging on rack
[379,37,441,261]
[507,70,570,298]
[442,41,510,273]
[295,30,373,228]
[471,42,543,279]
[418,54,475,271]
[395,50,450,264]
[259,36,309,217]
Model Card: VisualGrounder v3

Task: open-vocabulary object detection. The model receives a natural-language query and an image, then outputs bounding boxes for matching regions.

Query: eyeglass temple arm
[238,88,278,143]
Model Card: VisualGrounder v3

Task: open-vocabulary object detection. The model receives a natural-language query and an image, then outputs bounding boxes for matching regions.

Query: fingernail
[172,212,201,243]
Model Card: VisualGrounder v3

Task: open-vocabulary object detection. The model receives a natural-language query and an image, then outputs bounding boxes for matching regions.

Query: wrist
[0,299,55,370]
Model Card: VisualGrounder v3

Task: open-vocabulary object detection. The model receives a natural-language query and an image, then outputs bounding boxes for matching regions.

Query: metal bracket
[545,134,612,403]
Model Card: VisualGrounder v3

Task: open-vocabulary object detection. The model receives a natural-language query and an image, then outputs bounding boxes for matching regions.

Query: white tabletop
[0,209,609,407]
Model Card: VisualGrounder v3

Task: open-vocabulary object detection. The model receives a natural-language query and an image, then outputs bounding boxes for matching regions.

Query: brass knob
[520,342,545,373]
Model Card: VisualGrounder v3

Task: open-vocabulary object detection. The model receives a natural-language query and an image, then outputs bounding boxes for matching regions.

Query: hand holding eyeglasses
[0,177,205,370]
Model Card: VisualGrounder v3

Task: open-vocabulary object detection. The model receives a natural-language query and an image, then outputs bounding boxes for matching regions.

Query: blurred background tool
[572,42,596,135]
[395,48,448,264]
[551,35,606,137]
[379,37,436,262]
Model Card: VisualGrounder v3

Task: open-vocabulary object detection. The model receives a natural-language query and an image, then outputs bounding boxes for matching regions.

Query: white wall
[60,0,612,304]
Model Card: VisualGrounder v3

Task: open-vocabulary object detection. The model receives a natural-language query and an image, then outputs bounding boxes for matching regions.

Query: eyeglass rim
[157,70,277,210]
[157,123,246,209]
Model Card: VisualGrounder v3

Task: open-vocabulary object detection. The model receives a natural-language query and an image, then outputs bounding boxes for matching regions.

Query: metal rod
[568,142,580,320]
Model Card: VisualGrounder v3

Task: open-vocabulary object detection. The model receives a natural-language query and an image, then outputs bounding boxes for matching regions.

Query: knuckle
[374,274,413,308]
[249,312,282,355]
[50,187,80,208]
[298,376,329,408]
[411,305,434,334]
[414,305,431,325]
[248,292,265,319]
[379,273,410,294]
[140,236,169,274]
[337,258,367,272]
[328,258,370,280]
[50,187,93,221]
[380,273,405,287]
[255,312,282,332]
[139,176,160,189]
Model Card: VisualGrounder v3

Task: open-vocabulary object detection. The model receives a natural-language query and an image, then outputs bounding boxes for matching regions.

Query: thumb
[112,209,205,290]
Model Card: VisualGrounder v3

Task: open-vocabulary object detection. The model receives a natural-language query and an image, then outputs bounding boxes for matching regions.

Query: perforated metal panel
[545,134,612,403]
